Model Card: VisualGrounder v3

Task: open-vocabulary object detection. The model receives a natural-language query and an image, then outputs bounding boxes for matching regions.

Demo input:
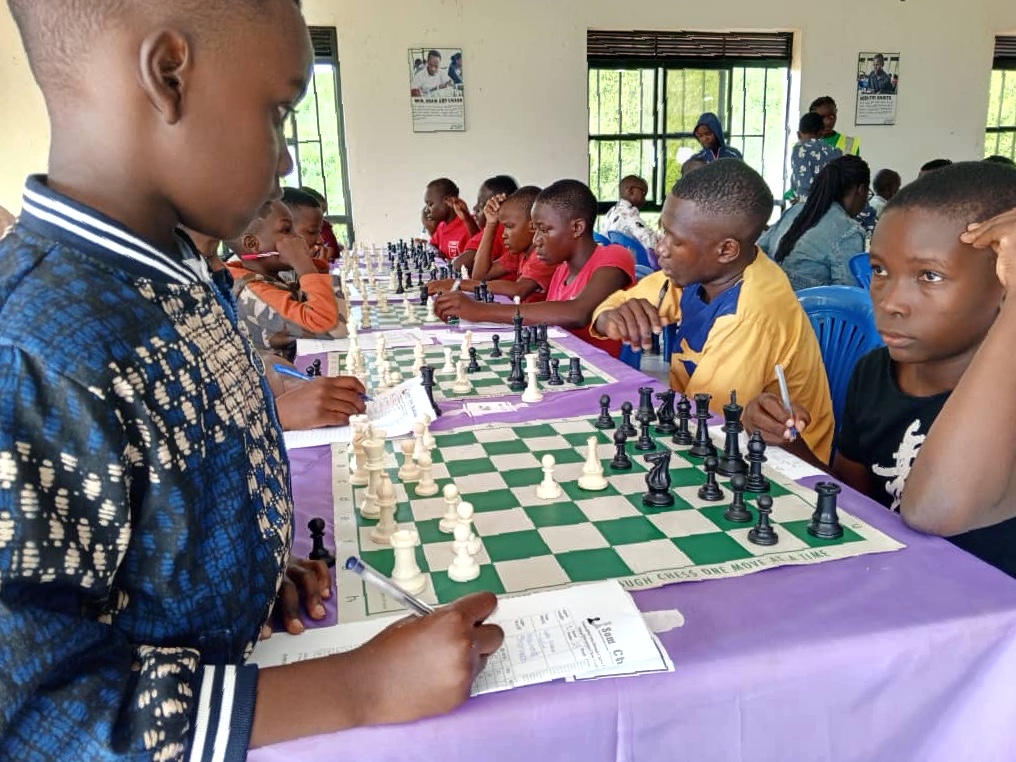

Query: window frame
[985,45,1016,162]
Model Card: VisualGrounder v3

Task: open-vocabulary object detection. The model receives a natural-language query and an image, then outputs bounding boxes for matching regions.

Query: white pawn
[415,455,439,497]
[440,346,456,374]
[577,434,609,491]
[460,265,470,280]
[378,291,389,313]
[369,473,398,545]
[456,501,482,556]
[347,316,359,340]
[536,454,562,500]
[388,364,403,385]
[360,303,371,329]
[421,413,437,451]
[460,330,473,362]
[411,420,427,462]
[448,523,480,582]
[360,438,386,518]
[398,439,420,482]
[388,271,398,290]
[412,341,426,374]
[376,361,391,391]
[376,336,389,362]
[403,297,418,324]
[521,353,544,403]
[439,484,461,533]
[451,361,472,394]
[390,529,426,595]
[426,295,438,322]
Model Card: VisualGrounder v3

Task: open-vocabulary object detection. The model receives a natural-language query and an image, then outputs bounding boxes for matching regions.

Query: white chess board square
[525,435,571,453]
[769,494,816,523]
[595,443,615,460]
[728,526,809,555]
[454,472,508,494]
[574,495,643,521]
[603,471,649,495]
[494,556,570,593]
[538,523,610,554]
[647,509,721,537]
[615,539,694,573]
[422,539,492,573]
[365,576,438,615]
[491,452,541,472]
[405,495,448,522]
[555,462,587,482]
[471,507,536,537]
[469,372,499,383]
[439,443,487,462]
[511,485,565,508]
[550,419,597,435]
[474,427,517,443]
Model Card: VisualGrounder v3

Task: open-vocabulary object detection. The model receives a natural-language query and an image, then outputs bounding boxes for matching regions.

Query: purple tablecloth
[254,338,1016,762]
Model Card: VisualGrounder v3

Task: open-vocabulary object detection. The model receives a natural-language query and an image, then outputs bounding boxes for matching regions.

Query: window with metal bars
[587,31,793,224]
[283,27,355,245]
[985,37,1016,162]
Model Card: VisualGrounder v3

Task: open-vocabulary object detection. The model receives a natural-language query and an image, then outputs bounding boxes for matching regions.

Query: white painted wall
[2,0,1016,241]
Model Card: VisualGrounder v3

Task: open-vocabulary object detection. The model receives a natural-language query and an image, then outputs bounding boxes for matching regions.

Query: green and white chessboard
[332,414,905,623]
[327,337,615,401]
[348,303,445,331]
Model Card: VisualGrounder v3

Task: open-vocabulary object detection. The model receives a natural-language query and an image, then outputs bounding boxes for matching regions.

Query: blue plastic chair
[607,230,652,270]
[593,231,611,246]
[662,323,678,363]
[796,286,883,429]
[619,345,642,370]
[634,264,653,281]
[848,253,872,290]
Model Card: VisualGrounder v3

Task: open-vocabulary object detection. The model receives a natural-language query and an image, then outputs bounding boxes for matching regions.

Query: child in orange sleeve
[425,177,472,258]
[434,180,635,357]
[282,187,330,273]
[226,199,344,359]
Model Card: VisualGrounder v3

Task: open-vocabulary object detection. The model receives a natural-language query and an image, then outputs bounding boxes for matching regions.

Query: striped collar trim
[19,175,204,285]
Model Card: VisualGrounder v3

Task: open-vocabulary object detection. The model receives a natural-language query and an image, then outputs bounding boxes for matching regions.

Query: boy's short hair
[670,159,773,239]
[8,0,300,92]
[299,186,327,205]
[483,175,519,197]
[985,155,1016,167]
[919,158,953,172]
[809,95,836,111]
[798,112,825,134]
[872,168,901,196]
[503,185,542,216]
[886,160,1016,225]
[281,187,321,211]
[535,180,598,230]
[620,175,648,192]
[428,178,459,198]
[427,49,442,60]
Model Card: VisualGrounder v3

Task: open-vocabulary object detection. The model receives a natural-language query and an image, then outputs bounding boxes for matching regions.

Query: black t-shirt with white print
[836,347,1016,578]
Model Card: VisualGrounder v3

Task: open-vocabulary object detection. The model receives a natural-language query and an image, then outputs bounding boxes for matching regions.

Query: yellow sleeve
[589,271,681,339]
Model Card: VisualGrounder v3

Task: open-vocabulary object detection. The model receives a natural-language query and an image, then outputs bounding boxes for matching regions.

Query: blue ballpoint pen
[345,556,434,617]
[272,363,373,401]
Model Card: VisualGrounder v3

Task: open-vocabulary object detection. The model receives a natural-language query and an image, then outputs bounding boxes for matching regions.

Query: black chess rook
[688,393,716,459]
[808,482,844,539]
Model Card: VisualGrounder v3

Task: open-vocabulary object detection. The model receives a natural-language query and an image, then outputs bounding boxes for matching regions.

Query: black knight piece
[745,431,771,493]
[688,393,716,459]
[595,394,616,429]
[642,450,675,508]
[620,401,637,437]
[672,394,694,446]
[717,391,748,477]
[808,482,844,539]
[723,474,753,523]
[610,427,632,470]
[420,365,442,417]
[308,517,336,567]
[654,390,677,434]
[697,455,725,502]
[748,494,778,546]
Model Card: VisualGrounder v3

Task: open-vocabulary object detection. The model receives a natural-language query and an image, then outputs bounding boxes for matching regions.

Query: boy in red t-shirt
[434,180,635,356]
[451,175,518,274]
[429,186,557,303]
[425,177,471,258]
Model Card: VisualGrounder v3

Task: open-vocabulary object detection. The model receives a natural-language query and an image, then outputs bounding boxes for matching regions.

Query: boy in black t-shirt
[744,161,1016,577]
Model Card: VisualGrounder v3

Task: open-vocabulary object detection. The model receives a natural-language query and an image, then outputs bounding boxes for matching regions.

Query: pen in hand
[272,363,373,402]
[345,556,434,617]
[774,364,798,440]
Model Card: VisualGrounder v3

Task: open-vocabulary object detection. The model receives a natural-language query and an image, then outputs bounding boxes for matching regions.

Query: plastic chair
[619,345,642,370]
[593,231,611,246]
[796,286,883,429]
[634,264,654,281]
[848,253,872,290]
[607,230,652,270]
[662,323,679,364]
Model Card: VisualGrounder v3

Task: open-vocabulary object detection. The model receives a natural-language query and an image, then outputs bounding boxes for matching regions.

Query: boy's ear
[571,217,588,239]
[716,237,741,264]
[138,29,193,125]
[242,233,261,253]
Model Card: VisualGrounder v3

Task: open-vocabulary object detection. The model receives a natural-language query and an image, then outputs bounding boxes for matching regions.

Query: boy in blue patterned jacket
[0,1,503,760]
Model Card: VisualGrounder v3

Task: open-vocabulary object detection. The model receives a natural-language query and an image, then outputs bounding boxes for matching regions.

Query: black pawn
[507,351,526,392]
[636,386,657,423]
[697,455,724,502]
[490,334,503,358]
[419,365,441,417]
[745,431,771,493]
[537,344,552,381]
[672,394,694,446]
[467,347,481,373]
[635,417,657,451]
[654,390,677,434]
[610,428,632,470]
[567,357,585,384]
[748,494,779,546]
[620,401,637,437]
[419,284,429,306]
[688,393,716,459]
[548,358,564,386]
[642,450,675,508]
[595,394,615,429]
[723,474,753,523]
[717,391,747,477]
[808,482,844,539]
[308,517,335,567]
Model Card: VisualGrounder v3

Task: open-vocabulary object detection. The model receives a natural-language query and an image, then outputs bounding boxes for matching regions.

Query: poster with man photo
[855,52,900,126]
[409,47,464,132]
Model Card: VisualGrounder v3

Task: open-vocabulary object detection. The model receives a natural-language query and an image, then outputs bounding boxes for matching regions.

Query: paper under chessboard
[249,580,672,694]
[296,329,431,355]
